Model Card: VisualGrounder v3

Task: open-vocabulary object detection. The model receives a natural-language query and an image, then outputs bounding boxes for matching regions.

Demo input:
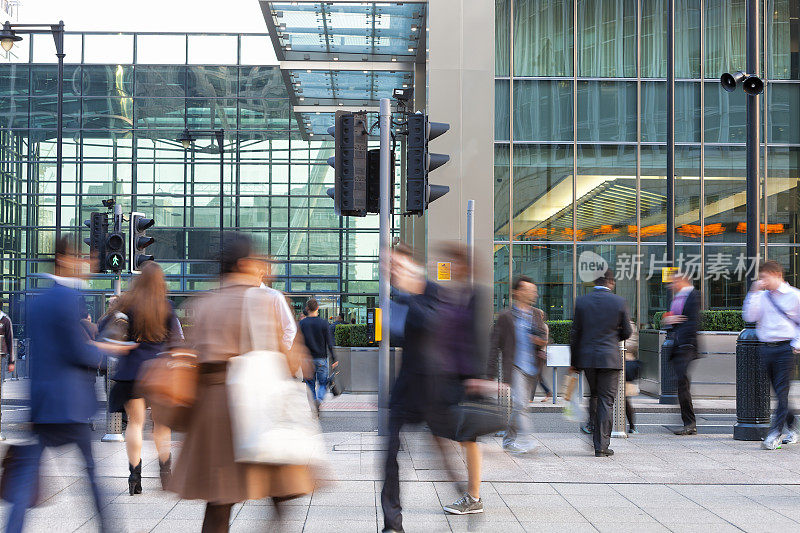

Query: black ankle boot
[128,460,142,495]
[159,454,172,490]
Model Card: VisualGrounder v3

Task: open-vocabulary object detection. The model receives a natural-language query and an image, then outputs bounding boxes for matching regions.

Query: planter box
[639,329,738,399]
[332,346,402,393]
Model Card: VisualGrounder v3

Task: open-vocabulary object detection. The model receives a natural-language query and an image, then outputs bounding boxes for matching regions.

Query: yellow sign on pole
[374,308,382,342]
[662,266,678,283]
[437,262,451,281]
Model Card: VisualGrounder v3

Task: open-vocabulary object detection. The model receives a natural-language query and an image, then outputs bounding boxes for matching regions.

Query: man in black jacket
[663,272,700,435]
[299,298,336,407]
[570,269,632,457]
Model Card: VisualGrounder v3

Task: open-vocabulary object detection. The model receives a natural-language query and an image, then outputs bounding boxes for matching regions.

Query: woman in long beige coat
[169,233,314,532]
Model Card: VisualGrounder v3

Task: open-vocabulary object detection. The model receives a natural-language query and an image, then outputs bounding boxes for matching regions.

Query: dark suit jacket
[570,287,632,370]
[488,307,547,384]
[27,281,106,424]
[668,287,700,355]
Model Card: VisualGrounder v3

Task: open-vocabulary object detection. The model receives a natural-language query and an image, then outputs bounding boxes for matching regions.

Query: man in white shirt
[742,260,800,450]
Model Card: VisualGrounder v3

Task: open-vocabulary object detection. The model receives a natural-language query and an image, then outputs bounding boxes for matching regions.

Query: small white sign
[546,344,571,367]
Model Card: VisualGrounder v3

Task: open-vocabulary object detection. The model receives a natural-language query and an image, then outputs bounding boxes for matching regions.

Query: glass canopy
[268,1,425,61]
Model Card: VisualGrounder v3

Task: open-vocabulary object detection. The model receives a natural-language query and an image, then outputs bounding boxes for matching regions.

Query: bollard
[733,323,770,440]
[101,356,124,442]
[611,341,627,438]
[659,337,678,404]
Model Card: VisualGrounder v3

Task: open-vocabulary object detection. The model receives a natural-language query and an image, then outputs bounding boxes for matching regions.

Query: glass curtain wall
[0,33,379,332]
[496,0,800,325]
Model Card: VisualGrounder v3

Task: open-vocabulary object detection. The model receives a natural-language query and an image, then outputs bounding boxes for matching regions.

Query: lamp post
[0,21,65,240]
[177,129,225,269]
[721,0,770,441]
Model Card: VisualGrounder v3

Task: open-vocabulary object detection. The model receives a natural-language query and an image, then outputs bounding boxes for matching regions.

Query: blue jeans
[761,343,798,435]
[304,358,329,403]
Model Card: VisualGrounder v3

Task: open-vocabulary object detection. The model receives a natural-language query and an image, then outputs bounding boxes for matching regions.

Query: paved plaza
[2,427,800,532]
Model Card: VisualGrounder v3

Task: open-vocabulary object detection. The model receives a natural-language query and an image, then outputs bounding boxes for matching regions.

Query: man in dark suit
[570,269,632,457]
[663,272,700,435]
[6,236,131,533]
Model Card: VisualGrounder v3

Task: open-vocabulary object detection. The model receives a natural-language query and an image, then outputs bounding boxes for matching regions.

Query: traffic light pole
[102,204,125,443]
[378,98,392,436]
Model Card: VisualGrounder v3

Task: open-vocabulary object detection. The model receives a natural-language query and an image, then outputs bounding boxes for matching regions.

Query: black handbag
[445,397,507,442]
[328,365,343,396]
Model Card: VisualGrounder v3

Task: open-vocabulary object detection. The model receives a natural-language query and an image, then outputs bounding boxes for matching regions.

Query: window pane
[769,83,800,144]
[187,35,238,65]
[513,0,573,76]
[513,144,573,242]
[705,0,745,80]
[495,0,510,76]
[136,34,187,65]
[704,145,746,243]
[577,144,636,242]
[513,80,572,142]
[577,0,636,78]
[577,81,636,142]
[769,0,800,80]
[513,244,573,320]
[83,34,134,64]
[495,79,509,141]
[765,147,800,245]
[494,144,509,240]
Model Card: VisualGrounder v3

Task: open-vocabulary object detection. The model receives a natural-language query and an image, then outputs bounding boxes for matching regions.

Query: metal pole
[377,98,392,436]
[612,342,627,438]
[54,22,65,242]
[466,199,474,283]
[217,130,225,269]
[666,0,675,266]
[734,0,770,441]
[102,204,125,443]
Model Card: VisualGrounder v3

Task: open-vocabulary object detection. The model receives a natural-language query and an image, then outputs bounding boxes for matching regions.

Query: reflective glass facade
[495,0,800,324]
[0,33,382,330]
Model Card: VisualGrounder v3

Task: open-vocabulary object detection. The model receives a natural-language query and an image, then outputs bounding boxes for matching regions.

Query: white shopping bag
[227,288,327,466]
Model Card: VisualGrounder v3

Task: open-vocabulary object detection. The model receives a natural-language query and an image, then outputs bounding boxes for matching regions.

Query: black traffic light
[105,229,125,272]
[406,113,450,216]
[327,110,368,216]
[130,212,155,274]
[83,211,108,273]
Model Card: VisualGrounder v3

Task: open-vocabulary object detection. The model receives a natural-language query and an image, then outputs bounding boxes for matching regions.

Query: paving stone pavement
[1,430,800,532]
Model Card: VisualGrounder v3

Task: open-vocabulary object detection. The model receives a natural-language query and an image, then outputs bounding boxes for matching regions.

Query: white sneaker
[762,431,782,450]
[782,428,799,445]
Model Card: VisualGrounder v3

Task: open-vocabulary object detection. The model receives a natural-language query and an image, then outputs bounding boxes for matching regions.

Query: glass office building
[494,0,800,324]
[0,32,382,329]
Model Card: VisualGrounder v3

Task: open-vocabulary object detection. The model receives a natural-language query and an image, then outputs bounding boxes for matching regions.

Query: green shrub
[546,320,572,344]
[334,324,374,347]
[653,309,744,332]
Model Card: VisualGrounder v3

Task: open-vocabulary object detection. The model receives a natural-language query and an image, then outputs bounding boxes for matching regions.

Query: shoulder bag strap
[764,290,800,327]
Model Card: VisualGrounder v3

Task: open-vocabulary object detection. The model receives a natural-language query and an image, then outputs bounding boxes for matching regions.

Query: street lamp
[176,129,226,270]
[1,21,66,240]
[721,0,769,441]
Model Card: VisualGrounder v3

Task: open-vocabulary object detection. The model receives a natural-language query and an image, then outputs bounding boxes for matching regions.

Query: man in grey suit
[570,269,632,457]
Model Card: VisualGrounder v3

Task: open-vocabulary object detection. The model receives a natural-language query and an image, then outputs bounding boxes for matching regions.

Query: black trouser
[761,342,797,435]
[584,368,619,453]
[202,503,233,533]
[671,348,696,428]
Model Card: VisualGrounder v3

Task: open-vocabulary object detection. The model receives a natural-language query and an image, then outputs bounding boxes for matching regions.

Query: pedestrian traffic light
[406,113,450,216]
[104,229,125,272]
[130,212,155,274]
[83,211,108,273]
[327,110,368,216]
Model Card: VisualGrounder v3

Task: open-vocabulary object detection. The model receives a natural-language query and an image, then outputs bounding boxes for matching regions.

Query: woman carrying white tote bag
[227,287,327,466]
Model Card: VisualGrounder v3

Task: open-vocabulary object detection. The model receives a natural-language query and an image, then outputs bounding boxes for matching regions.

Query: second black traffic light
[406,113,450,216]
[83,211,108,273]
[130,212,155,274]
[327,110,369,216]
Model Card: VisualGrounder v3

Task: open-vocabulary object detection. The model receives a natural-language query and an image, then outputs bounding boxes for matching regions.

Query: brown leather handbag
[136,349,199,431]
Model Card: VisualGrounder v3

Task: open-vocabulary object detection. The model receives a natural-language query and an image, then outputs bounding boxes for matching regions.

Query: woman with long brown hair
[108,261,182,495]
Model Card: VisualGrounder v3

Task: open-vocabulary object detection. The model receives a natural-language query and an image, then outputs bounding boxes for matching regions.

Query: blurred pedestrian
[743,260,800,450]
[662,272,700,435]
[168,233,314,532]
[570,269,632,457]
[7,235,134,533]
[330,312,345,340]
[381,243,438,533]
[430,245,488,516]
[78,300,99,342]
[624,321,639,434]
[488,275,547,454]
[0,301,15,375]
[107,262,183,494]
[300,298,337,408]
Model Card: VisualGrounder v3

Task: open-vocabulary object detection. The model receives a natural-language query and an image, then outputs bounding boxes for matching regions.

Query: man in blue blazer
[6,236,131,533]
